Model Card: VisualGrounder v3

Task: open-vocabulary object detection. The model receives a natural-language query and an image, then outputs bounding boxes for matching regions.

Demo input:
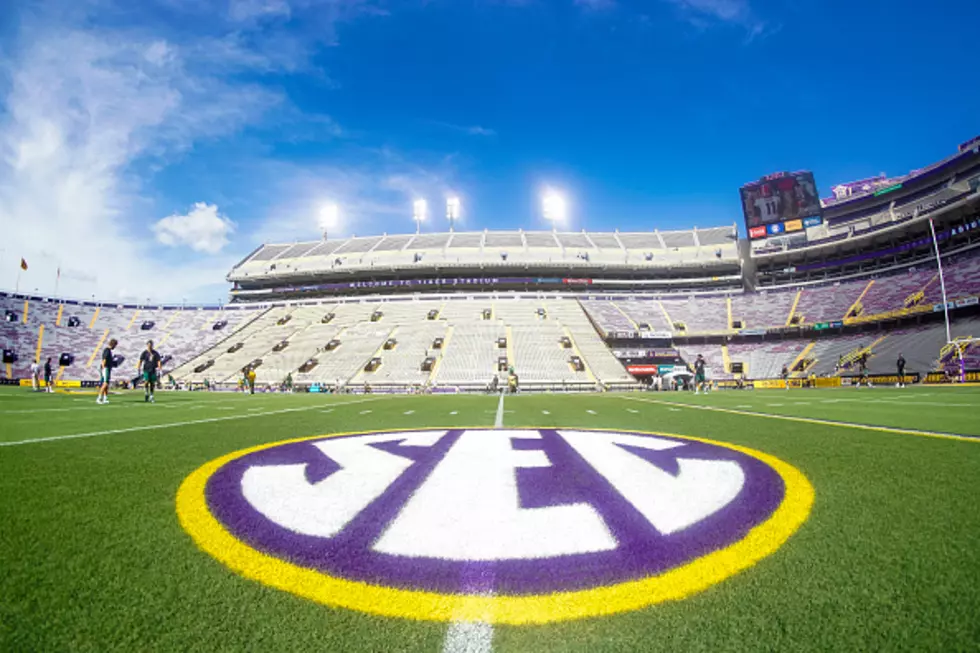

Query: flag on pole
[56,267,61,280]
[20,258,28,271]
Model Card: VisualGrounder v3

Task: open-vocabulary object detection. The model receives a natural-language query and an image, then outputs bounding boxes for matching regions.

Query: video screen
[740,172,821,230]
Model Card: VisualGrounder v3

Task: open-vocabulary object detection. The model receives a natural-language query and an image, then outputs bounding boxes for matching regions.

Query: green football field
[2,385,980,652]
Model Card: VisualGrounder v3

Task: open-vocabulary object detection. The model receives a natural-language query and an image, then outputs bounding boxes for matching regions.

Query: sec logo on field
[177,428,813,624]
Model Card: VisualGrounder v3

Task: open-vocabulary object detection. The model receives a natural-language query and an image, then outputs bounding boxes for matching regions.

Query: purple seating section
[791,284,862,324]
[579,300,634,336]
[617,301,672,332]
[0,296,263,381]
[731,292,796,329]
[860,269,936,315]
[661,297,729,332]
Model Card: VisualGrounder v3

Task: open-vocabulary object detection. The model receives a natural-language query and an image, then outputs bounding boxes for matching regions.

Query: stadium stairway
[788,341,816,377]
[786,289,802,326]
[427,325,454,385]
[838,335,888,372]
[844,280,875,321]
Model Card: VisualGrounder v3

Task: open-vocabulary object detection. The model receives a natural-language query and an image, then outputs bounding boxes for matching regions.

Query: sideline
[0,396,390,447]
[615,395,980,444]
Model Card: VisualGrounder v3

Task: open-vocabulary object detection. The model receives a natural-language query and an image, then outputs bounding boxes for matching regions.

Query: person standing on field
[44,357,53,393]
[97,339,118,405]
[139,340,162,403]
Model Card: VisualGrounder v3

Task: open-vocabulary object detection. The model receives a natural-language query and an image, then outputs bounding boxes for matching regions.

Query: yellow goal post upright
[928,217,977,382]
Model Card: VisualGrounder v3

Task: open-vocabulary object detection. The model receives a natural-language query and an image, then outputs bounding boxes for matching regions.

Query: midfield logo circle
[177,428,813,624]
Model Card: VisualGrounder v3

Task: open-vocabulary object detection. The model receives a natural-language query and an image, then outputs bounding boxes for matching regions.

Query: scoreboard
[740,171,823,240]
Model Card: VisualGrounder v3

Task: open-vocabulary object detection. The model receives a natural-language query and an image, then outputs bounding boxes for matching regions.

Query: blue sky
[1,0,977,301]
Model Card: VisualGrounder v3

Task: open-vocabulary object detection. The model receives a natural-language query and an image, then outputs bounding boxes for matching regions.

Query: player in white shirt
[30,361,40,391]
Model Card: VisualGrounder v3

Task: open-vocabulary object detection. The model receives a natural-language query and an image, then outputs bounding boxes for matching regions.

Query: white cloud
[0,6,284,302]
[434,121,497,137]
[465,125,497,137]
[153,203,236,253]
[665,0,769,38]
[229,0,292,22]
[574,0,616,10]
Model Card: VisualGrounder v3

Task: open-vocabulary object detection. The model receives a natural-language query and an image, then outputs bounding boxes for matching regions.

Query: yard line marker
[586,409,597,415]
[0,397,389,447]
[616,395,980,444]
[626,408,639,414]
[441,395,503,653]
[359,410,373,415]
[736,405,753,409]
[404,410,415,415]
[449,411,458,415]
[321,409,334,414]
[542,410,551,415]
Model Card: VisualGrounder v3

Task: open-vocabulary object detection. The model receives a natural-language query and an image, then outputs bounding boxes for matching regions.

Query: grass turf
[1,386,979,651]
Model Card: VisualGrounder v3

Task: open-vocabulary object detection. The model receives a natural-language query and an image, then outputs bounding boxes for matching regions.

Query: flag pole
[54,265,61,298]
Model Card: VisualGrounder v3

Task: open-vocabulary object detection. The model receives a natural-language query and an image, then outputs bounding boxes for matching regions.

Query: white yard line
[616,395,980,444]
[0,397,388,447]
[442,622,494,653]
[440,395,504,653]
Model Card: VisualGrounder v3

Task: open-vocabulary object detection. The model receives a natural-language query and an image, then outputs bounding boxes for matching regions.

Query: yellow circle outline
[176,427,814,624]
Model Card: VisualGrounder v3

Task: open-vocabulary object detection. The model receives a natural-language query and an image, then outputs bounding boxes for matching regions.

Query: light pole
[446,197,460,232]
[542,191,567,233]
[413,199,427,234]
[319,203,338,241]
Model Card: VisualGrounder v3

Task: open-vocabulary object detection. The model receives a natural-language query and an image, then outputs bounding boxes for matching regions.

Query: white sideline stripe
[0,397,388,447]
[617,396,980,443]
[441,394,504,653]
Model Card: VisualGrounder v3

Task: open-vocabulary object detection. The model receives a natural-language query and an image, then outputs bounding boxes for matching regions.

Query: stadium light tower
[446,197,460,232]
[413,199,428,234]
[319,203,339,241]
[542,191,567,232]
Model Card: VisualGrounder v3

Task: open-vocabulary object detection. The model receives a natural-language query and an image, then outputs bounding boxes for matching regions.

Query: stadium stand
[727,341,810,379]
[3,142,979,390]
[0,294,263,382]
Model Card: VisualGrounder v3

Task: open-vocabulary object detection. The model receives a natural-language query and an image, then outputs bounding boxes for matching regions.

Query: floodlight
[446,197,461,231]
[413,199,428,233]
[319,203,339,240]
[542,191,567,229]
